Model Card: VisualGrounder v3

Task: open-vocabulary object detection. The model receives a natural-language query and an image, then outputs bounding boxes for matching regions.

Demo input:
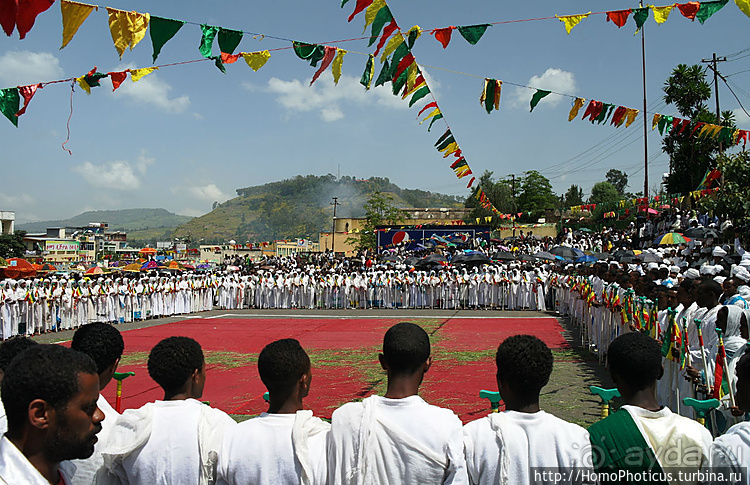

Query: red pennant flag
[15,83,41,116]
[466,177,475,188]
[311,46,337,85]
[0,0,17,36]
[611,106,627,126]
[606,9,632,27]
[450,157,465,169]
[16,0,53,39]
[677,119,690,135]
[374,18,398,56]
[672,117,681,131]
[392,53,415,82]
[348,0,373,22]
[677,2,700,20]
[108,71,128,91]
[431,27,453,49]
[417,101,438,117]
[692,122,706,136]
[220,52,241,64]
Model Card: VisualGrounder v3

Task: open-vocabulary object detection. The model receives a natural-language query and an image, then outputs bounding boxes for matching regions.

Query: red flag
[310,46,337,85]
[431,27,453,49]
[0,0,18,36]
[374,18,398,56]
[108,71,128,92]
[417,102,437,117]
[16,83,41,116]
[392,53,415,82]
[16,0,53,39]
[606,9,631,27]
[467,177,475,188]
[348,0,373,22]
[713,342,727,400]
[677,2,700,20]
[220,52,241,64]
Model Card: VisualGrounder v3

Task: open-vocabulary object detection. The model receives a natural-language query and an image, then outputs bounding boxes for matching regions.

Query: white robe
[462,410,592,485]
[0,436,74,484]
[70,394,120,485]
[327,395,468,485]
[97,399,236,485]
[709,421,750,484]
[217,411,329,485]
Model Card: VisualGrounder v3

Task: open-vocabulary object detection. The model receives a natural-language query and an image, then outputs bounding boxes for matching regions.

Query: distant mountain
[18,209,193,235]
[173,175,465,244]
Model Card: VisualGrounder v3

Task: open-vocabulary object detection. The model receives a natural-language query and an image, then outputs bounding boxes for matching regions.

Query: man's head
[695,279,723,308]
[607,332,663,396]
[735,346,750,413]
[147,336,205,399]
[71,323,124,391]
[1,345,103,462]
[0,336,38,383]
[495,335,553,409]
[380,322,431,376]
[258,338,311,403]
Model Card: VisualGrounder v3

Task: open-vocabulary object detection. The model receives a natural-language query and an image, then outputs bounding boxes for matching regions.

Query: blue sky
[1,0,749,223]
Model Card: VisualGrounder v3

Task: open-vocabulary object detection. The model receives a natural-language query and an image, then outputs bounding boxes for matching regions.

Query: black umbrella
[683,227,719,240]
[592,252,612,261]
[636,252,663,263]
[492,251,517,261]
[414,253,448,269]
[549,246,581,260]
[518,254,537,262]
[452,252,492,266]
[534,251,558,262]
[404,256,421,267]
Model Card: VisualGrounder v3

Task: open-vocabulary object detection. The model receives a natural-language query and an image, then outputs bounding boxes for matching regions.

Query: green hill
[18,209,193,235]
[174,175,464,244]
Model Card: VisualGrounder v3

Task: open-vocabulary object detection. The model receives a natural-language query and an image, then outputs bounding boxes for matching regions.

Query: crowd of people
[0,321,747,484]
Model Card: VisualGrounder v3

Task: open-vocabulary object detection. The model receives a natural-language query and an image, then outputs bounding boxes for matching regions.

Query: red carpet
[101,316,566,423]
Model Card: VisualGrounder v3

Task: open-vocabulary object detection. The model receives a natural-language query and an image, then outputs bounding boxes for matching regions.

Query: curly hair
[147,337,204,393]
[607,332,662,390]
[71,323,124,375]
[258,339,310,395]
[2,345,97,437]
[0,336,38,373]
[382,322,431,376]
[495,335,553,402]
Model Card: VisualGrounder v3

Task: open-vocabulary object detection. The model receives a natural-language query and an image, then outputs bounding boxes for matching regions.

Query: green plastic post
[479,390,502,412]
[263,391,270,403]
[683,398,720,425]
[589,386,620,419]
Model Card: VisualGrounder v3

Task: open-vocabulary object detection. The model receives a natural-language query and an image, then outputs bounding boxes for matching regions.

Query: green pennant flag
[632,7,649,30]
[392,68,408,96]
[696,0,729,23]
[407,29,419,49]
[434,129,452,147]
[374,59,392,87]
[457,24,490,45]
[341,0,350,7]
[0,87,20,127]
[596,103,613,124]
[292,42,326,67]
[484,79,496,114]
[83,72,108,88]
[218,28,243,55]
[213,56,227,73]
[150,16,185,63]
[718,126,733,145]
[368,7,392,46]
[427,113,444,132]
[390,42,411,70]
[360,55,374,90]
[436,135,456,151]
[199,24,219,59]
[408,85,430,107]
[529,89,551,112]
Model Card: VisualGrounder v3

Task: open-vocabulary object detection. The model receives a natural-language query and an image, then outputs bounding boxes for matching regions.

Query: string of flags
[567,187,722,216]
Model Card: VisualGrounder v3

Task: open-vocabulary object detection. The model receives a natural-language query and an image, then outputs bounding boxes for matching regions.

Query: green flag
[427,113,444,132]
[150,16,184,63]
[368,7,392,46]
[436,135,456,151]
[341,0,350,7]
[632,7,649,30]
[408,85,430,107]
[199,24,219,58]
[434,129,452,147]
[360,55,374,90]
[389,42,411,70]
[696,0,729,24]
[218,28,243,55]
[530,89,551,112]
[392,68,408,96]
[0,88,20,127]
[457,24,490,45]
[292,42,325,67]
[484,79,496,114]
[374,59,392,87]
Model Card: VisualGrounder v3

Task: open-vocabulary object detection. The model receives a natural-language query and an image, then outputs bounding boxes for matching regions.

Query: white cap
[713,246,727,257]
[734,266,750,283]
[669,266,680,274]
[684,268,700,279]
[714,276,726,285]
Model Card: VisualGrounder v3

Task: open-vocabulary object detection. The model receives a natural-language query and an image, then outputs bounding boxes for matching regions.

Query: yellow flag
[76,76,91,94]
[568,97,585,121]
[130,67,158,82]
[737,0,750,17]
[625,109,639,127]
[61,0,98,49]
[381,34,403,62]
[242,51,271,71]
[476,218,480,224]
[406,25,422,42]
[439,142,458,156]
[485,216,492,223]
[418,107,441,124]
[363,0,386,32]
[480,79,489,107]
[652,114,661,130]
[332,49,346,85]
[405,62,418,94]
[403,79,426,99]
[556,12,591,34]
[107,8,150,59]
[650,5,674,24]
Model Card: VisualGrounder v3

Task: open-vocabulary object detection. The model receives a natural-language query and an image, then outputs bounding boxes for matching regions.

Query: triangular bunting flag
[556,12,591,34]
[368,4,392,46]
[530,89,551,112]
[15,0,54,39]
[650,5,675,23]
[60,0,97,49]
[218,28,243,55]
[677,2,701,19]
[568,97,585,121]
[374,18,397,56]
[632,7,650,31]
[0,87,20,126]
[431,27,453,49]
[106,8,150,59]
[332,49,346,85]
[696,0,729,23]
[348,0,373,22]
[199,24,219,59]
[16,83,41,116]
[457,24,490,44]
[736,0,750,18]
[606,9,632,27]
[130,67,158,82]
[149,16,184,63]
[108,71,128,91]
[242,51,271,71]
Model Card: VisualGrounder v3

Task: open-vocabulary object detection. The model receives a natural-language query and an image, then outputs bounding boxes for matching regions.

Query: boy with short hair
[217,338,329,485]
[463,335,592,485]
[0,336,38,434]
[98,336,235,485]
[327,322,467,484]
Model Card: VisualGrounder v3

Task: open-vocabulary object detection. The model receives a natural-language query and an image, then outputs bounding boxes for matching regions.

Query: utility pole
[640,0,649,199]
[702,53,727,152]
[510,174,516,237]
[330,196,339,254]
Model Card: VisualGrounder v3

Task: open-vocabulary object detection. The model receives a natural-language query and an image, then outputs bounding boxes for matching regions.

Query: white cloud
[180,207,210,217]
[135,152,155,174]
[733,108,750,129]
[0,51,64,86]
[0,193,34,207]
[72,161,142,191]
[172,183,231,202]
[254,73,412,122]
[509,68,577,110]
[110,67,190,113]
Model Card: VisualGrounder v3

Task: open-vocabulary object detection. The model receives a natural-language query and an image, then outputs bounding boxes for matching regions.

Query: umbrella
[592,252,612,261]
[141,261,159,270]
[6,258,37,278]
[549,246,583,260]
[575,255,598,264]
[196,263,212,270]
[492,251,517,261]
[404,256,421,267]
[226,265,241,272]
[612,249,637,263]
[518,255,537,262]
[654,232,690,245]
[84,266,104,275]
[415,253,448,269]
[122,263,143,272]
[578,228,593,233]
[167,261,184,270]
[683,227,719,240]
[534,251,558,262]
[636,252,663,263]
[182,264,195,270]
[139,247,157,255]
[452,252,492,266]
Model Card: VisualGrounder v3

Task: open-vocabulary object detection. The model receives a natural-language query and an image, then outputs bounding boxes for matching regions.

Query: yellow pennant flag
[363,0,386,32]
[439,142,458,155]
[476,218,481,224]
[405,62,419,94]
[737,0,750,17]
[650,5,674,24]
[381,34,403,62]
[568,97,585,121]
[332,49,346,85]
[76,76,91,94]
[242,51,271,71]
[418,107,441,125]
[130,67,158,82]
[403,78,426,99]
[107,8,150,59]
[480,79,489,107]
[652,114,662,130]
[555,12,591,34]
[406,25,422,42]
[625,109,639,127]
[485,216,492,223]
[61,0,98,49]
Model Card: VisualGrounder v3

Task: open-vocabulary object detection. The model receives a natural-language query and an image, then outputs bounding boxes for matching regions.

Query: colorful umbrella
[84,266,104,275]
[139,247,157,255]
[654,233,690,245]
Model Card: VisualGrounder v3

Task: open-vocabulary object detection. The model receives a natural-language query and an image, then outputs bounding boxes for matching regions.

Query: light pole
[331,197,339,254]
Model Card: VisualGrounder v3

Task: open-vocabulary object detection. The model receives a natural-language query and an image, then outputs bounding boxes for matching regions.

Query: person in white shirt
[327,322,468,484]
[217,338,329,485]
[0,344,104,485]
[463,335,592,485]
[0,336,38,435]
[97,336,235,485]
[69,323,124,485]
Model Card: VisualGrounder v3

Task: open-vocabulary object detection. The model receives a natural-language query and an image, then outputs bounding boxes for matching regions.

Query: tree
[698,151,750,235]
[516,170,557,220]
[563,184,584,206]
[605,169,629,196]
[464,170,514,226]
[661,64,736,194]
[0,230,26,259]
[589,182,621,205]
[346,191,406,251]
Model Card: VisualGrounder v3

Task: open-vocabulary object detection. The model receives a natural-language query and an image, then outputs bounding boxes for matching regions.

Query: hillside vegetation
[18,209,193,234]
